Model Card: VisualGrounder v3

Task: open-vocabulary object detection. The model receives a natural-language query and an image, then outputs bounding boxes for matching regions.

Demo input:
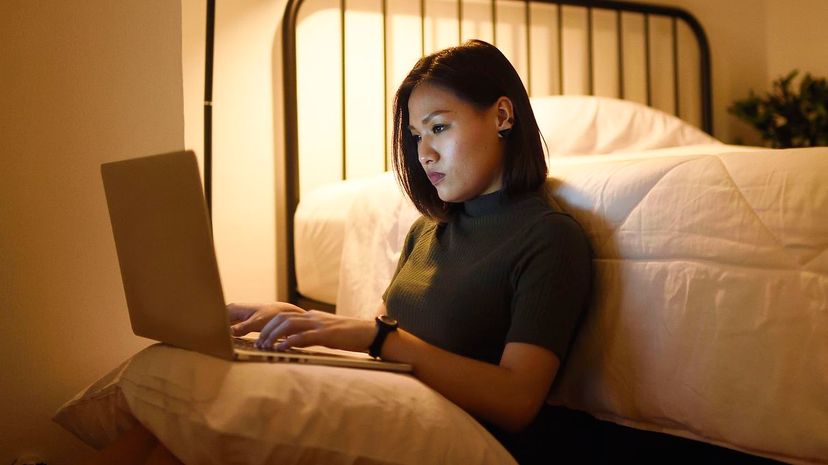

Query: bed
[286,1,827,463]
[293,96,828,464]
[55,1,828,464]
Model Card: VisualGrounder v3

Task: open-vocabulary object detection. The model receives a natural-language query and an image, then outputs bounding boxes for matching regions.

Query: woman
[230,40,592,463]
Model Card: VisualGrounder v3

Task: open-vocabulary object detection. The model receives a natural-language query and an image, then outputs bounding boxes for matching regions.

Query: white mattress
[323,144,828,464]
[294,174,394,304]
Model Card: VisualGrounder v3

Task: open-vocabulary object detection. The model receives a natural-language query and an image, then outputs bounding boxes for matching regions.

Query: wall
[618,0,768,144]
[623,0,828,145]
[181,0,286,303]
[0,1,184,463]
[765,0,828,80]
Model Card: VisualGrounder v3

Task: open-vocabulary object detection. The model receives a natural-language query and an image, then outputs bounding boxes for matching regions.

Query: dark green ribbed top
[383,190,592,364]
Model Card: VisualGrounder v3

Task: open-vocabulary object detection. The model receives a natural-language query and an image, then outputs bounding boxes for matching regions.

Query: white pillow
[54,344,517,465]
[530,95,720,156]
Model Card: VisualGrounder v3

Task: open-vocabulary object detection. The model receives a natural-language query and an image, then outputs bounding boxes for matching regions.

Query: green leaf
[729,69,828,148]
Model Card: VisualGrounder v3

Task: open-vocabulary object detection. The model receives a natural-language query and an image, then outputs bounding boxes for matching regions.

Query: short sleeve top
[383,190,592,364]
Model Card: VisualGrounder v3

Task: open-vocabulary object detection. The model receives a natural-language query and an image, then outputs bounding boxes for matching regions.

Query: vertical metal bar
[587,6,594,95]
[340,0,347,180]
[644,13,651,106]
[557,2,563,94]
[698,28,713,133]
[204,0,215,219]
[421,0,425,56]
[383,0,388,171]
[458,0,463,44]
[617,10,624,99]
[525,0,531,96]
[491,0,497,45]
[672,16,680,118]
[282,0,303,304]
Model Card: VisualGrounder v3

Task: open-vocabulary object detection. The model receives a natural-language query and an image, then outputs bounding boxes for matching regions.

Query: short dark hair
[392,39,547,222]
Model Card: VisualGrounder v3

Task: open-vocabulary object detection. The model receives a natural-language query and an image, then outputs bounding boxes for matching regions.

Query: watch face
[378,315,398,327]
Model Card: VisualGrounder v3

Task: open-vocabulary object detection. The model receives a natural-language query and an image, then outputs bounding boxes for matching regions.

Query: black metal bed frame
[279,0,712,309]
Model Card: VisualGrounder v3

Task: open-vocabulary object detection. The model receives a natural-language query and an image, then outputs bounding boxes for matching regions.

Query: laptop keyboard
[233,337,275,352]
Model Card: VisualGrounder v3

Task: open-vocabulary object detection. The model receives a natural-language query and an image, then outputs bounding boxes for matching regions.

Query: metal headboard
[281,0,712,308]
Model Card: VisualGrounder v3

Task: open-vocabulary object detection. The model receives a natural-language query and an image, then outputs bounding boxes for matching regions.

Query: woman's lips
[427,172,445,185]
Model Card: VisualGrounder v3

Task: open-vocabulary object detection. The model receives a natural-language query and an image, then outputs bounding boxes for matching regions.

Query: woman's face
[407,82,510,203]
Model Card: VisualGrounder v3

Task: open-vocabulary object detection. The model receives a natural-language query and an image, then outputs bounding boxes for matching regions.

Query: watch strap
[369,316,398,358]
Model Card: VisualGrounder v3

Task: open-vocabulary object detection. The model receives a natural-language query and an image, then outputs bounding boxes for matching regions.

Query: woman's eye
[432,124,447,134]
[411,134,422,143]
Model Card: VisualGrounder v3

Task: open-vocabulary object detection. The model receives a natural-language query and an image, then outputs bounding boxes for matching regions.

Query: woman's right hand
[227,302,306,336]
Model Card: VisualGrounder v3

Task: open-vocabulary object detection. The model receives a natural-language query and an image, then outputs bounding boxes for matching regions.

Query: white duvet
[329,144,828,464]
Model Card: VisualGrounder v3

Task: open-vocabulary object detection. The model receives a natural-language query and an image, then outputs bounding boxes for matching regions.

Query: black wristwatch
[369,315,399,358]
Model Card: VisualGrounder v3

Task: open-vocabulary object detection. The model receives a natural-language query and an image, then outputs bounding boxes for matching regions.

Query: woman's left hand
[256,310,376,353]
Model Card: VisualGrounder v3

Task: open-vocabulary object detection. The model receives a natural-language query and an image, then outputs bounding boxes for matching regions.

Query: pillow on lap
[54,344,516,465]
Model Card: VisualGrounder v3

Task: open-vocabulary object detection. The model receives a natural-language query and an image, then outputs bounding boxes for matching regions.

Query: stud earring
[497,118,514,139]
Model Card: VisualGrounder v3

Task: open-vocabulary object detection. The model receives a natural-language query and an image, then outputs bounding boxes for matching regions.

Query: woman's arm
[255,302,559,433]
[380,306,560,433]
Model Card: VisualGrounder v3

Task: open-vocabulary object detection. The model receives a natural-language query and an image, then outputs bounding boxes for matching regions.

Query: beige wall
[766,0,828,80]
[0,1,184,463]
[620,0,768,144]
[623,0,828,145]
[181,0,287,304]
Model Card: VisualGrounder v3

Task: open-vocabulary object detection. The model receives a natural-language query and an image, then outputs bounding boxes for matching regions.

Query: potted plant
[729,70,828,148]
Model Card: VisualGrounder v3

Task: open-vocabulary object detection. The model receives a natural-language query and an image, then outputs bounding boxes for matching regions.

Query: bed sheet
[294,175,396,305]
[331,144,828,464]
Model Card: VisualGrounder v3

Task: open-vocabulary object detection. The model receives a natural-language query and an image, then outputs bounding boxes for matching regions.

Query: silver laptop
[101,150,411,373]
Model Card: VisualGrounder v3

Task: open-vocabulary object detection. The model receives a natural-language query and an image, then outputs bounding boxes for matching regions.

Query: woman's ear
[495,96,515,139]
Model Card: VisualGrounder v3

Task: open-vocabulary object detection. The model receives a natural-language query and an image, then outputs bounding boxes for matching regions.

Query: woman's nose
[418,140,437,165]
